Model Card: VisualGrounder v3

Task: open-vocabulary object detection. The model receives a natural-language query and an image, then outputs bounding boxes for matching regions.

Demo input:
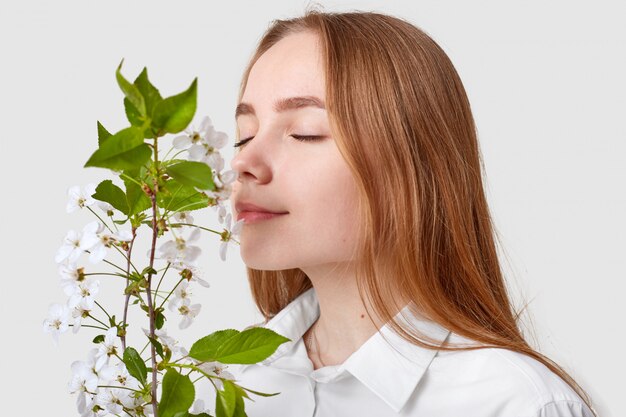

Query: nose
[230,135,272,186]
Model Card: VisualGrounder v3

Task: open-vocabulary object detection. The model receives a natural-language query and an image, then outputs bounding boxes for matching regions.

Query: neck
[301,262,391,366]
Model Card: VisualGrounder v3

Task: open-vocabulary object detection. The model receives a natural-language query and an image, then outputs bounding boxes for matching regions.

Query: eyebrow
[235,95,326,119]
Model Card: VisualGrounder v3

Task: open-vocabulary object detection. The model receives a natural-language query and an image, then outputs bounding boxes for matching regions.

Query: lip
[235,201,288,215]
[236,211,288,223]
[235,201,289,224]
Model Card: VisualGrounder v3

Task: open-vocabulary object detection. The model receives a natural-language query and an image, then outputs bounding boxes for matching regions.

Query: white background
[0,1,622,416]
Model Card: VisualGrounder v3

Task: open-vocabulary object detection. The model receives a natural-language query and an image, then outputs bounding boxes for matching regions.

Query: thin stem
[158,276,185,311]
[139,339,150,356]
[69,323,108,331]
[146,134,163,417]
[154,262,171,303]
[87,206,115,234]
[112,245,141,276]
[98,385,142,393]
[162,146,187,162]
[94,301,112,322]
[121,226,137,351]
[85,254,130,274]
[84,272,128,279]
[87,313,109,328]
[119,172,144,188]
[168,222,222,237]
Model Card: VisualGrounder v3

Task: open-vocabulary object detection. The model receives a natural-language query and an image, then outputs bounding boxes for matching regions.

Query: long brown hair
[235,6,596,414]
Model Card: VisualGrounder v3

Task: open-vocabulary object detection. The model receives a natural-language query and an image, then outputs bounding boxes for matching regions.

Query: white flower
[67,183,98,213]
[95,327,120,369]
[81,221,133,264]
[79,394,108,417]
[99,362,141,391]
[168,298,201,329]
[172,280,193,303]
[214,204,228,225]
[125,395,154,416]
[206,171,236,210]
[71,298,95,334]
[170,261,210,288]
[142,327,187,360]
[67,278,99,309]
[180,115,229,171]
[96,200,115,216]
[68,358,99,413]
[196,361,235,390]
[151,227,202,265]
[43,303,71,345]
[59,262,85,294]
[96,387,133,415]
[173,211,194,227]
[190,398,212,415]
[55,229,85,264]
[219,213,244,261]
[173,116,212,150]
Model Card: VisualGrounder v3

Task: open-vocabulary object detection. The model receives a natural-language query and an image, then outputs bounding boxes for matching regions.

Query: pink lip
[237,211,288,224]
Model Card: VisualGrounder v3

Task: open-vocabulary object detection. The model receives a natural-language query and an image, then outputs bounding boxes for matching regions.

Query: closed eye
[233,134,324,147]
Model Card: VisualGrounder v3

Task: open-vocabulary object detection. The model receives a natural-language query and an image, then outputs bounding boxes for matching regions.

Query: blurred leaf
[215,379,237,417]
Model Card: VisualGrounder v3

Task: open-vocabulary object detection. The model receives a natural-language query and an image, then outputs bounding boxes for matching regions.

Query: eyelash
[233,135,323,148]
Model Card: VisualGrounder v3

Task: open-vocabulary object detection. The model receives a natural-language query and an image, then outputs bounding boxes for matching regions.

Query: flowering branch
[43,60,291,417]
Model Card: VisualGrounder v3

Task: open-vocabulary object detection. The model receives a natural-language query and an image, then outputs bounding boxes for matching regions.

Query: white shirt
[227,287,594,417]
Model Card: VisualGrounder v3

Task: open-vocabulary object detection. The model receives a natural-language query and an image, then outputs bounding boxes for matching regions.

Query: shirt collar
[240,287,452,413]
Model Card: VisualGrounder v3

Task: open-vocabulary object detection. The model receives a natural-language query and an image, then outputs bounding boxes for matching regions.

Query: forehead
[242,31,325,105]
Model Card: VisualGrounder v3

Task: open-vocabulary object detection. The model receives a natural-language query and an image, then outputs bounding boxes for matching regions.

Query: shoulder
[426,333,594,416]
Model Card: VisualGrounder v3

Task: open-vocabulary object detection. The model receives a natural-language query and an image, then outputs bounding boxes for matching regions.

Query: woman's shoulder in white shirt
[421,332,594,416]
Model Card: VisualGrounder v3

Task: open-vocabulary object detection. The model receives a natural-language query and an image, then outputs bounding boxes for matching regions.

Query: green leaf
[155,310,165,330]
[157,179,211,213]
[84,126,152,172]
[152,78,197,134]
[134,67,163,119]
[123,347,147,385]
[239,385,280,398]
[124,68,164,138]
[92,335,105,344]
[165,161,215,191]
[215,379,237,417]
[233,386,246,417]
[92,179,129,215]
[121,169,152,215]
[124,97,143,128]
[97,121,112,146]
[172,413,213,417]
[116,59,146,117]
[189,328,291,364]
[147,335,164,358]
[158,369,195,417]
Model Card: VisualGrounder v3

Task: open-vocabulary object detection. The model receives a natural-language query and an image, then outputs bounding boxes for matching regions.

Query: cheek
[290,158,360,256]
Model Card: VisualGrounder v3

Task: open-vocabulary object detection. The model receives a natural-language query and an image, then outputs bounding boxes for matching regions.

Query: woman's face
[229,31,360,272]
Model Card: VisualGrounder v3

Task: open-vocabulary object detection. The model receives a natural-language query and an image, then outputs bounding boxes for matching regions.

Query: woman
[227,8,597,417]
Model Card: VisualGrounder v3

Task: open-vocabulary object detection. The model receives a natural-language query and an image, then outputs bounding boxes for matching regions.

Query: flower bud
[180,268,193,281]
[141,183,153,197]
